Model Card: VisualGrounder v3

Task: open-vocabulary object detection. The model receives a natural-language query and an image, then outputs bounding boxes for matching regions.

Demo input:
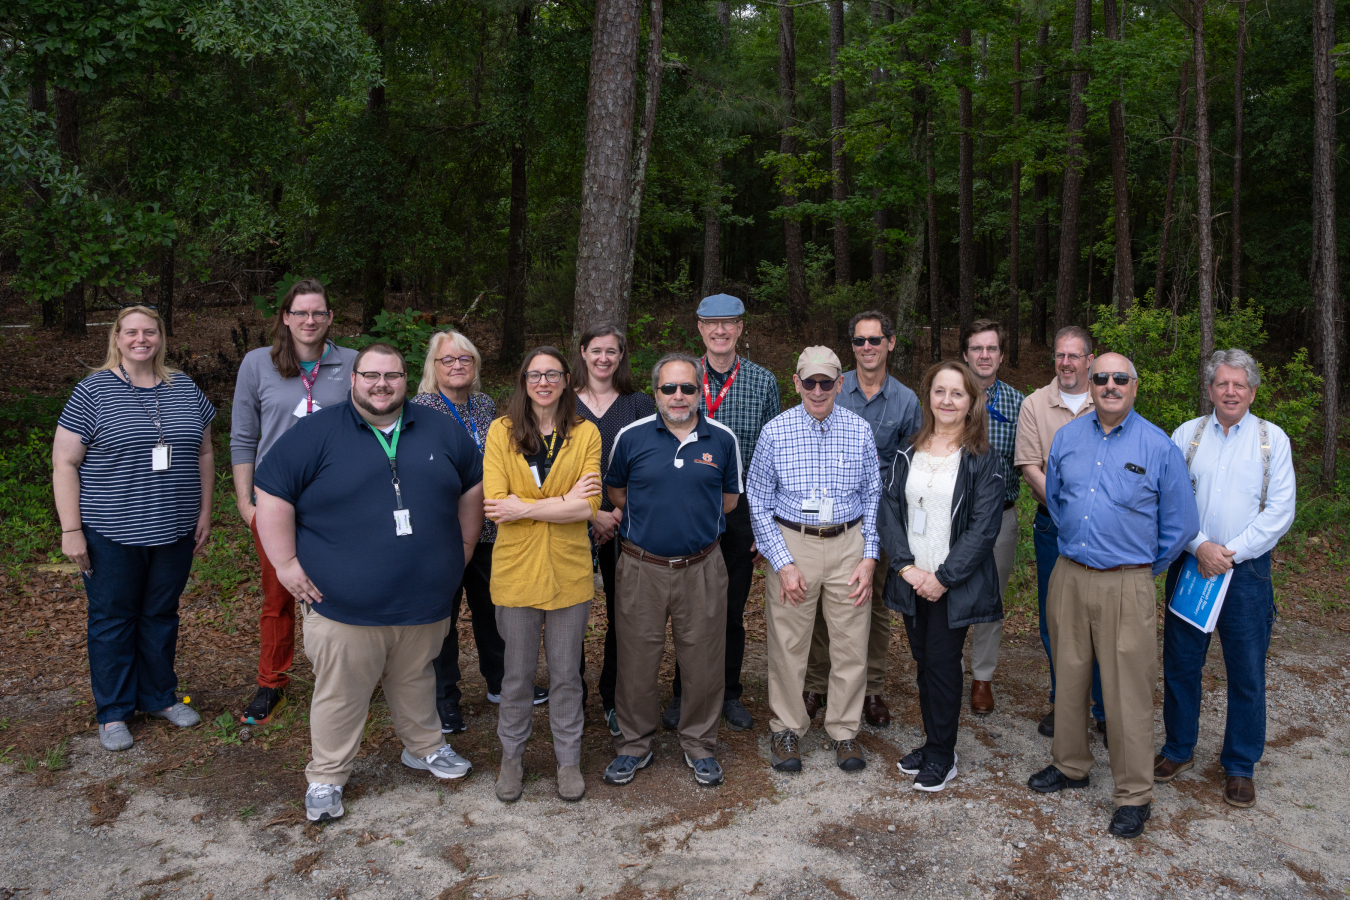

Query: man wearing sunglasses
[801,311,920,729]
[1027,352,1197,840]
[747,347,882,773]
[601,353,742,788]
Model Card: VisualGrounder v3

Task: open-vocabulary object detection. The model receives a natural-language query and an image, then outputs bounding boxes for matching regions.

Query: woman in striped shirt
[53,306,217,752]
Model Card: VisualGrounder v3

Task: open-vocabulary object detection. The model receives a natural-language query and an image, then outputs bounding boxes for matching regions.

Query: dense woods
[0,0,1345,478]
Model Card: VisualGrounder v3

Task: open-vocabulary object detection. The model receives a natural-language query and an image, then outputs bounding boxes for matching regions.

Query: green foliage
[337,308,438,389]
[0,392,67,567]
[251,272,317,319]
[626,313,703,391]
[209,712,242,745]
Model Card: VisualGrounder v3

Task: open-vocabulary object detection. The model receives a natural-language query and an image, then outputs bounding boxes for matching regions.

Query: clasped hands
[902,564,947,602]
[1196,540,1236,579]
[484,471,603,523]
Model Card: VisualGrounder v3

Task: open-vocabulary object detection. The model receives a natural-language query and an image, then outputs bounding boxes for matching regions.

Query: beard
[354,389,405,418]
[660,404,694,425]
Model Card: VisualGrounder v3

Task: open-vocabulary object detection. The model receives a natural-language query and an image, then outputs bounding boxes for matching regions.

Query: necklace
[921,439,959,488]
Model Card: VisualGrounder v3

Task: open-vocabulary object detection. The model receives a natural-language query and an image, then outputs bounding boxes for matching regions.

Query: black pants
[903,594,969,768]
[579,537,621,711]
[673,493,753,702]
[433,543,505,706]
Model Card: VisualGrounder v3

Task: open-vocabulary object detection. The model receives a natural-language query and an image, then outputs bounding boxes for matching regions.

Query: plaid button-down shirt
[986,379,1024,505]
[746,404,882,571]
[699,355,782,477]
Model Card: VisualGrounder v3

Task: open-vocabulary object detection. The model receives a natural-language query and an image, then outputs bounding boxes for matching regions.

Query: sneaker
[770,729,801,773]
[834,739,866,772]
[533,685,549,705]
[722,699,753,732]
[240,687,285,725]
[913,759,957,792]
[660,696,681,730]
[438,700,465,734]
[897,747,924,775]
[685,753,724,786]
[98,722,133,752]
[401,744,473,779]
[603,751,654,785]
[486,691,502,704]
[146,702,200,728]
[305,783,344,822]
[605,708,622,738]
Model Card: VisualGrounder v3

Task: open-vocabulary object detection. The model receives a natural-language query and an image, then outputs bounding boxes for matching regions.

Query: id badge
[529,465,542,488]
[911,507,927,535]
[394,508,413,536]
[152,443,172,472]
[818,497,834,524]
[801,496,821,515]
[293,397,321,418]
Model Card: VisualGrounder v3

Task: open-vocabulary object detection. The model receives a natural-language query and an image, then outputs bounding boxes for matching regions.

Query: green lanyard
[371,415,404,509]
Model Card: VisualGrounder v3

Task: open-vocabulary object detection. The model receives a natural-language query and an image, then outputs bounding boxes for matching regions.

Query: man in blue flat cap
[661,294,781,733]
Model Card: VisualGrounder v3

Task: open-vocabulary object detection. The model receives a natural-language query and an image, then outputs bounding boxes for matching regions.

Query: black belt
[620,538,720,569]
[773,515,863,539]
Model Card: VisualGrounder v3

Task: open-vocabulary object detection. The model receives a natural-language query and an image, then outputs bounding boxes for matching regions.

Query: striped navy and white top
[58,369,217,546]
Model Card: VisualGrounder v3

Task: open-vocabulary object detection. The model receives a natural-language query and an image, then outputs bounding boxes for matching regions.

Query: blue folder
[1167,553,1233,633]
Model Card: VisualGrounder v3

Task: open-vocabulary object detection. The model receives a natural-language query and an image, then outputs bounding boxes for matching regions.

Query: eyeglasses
[355,371,406,384]
[1090,372,1135,386]
[698,318,741,331]
[659,383,699,396]
[286,309,332,321]
[437,355,474,369]
[800,377,836,392]
[1054,352,1087,363]
[851,336,885,347]
[966,344,1001,356]
[526,370,564,384]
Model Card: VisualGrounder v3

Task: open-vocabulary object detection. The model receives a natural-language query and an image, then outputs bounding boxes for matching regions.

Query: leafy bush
[627,313,704,393]
[337,308,439,389]
[0,392,67,567]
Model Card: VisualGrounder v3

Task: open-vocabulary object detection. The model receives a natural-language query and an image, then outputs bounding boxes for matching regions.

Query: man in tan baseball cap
[744,345,882,773]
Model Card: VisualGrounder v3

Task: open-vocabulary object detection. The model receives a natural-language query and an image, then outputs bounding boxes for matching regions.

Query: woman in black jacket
[879,360,1004,792]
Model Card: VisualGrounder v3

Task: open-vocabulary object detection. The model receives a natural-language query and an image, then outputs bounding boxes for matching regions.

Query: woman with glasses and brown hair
[53,306,216,752]
[483,347,602,803]
[230,278,357,726]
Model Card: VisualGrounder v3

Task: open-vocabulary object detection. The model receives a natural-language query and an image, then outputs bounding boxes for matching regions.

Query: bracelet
[62,527,83,533]
[897,564,915,575]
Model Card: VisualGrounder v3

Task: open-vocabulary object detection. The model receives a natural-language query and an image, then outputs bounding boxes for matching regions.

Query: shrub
[337,308,439,388]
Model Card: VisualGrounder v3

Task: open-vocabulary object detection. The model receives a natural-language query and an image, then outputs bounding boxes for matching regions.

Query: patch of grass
[208,713,242,746]
[41,738,69,771]
[239,803,256,821]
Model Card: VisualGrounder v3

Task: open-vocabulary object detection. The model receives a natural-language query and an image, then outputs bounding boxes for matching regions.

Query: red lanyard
[298,345,329,413]
[701,356,741,418]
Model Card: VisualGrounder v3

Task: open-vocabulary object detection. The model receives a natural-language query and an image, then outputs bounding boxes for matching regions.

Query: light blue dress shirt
[1169,411,1295,563]
[1045,409,1199,576]
[836,370,922,486]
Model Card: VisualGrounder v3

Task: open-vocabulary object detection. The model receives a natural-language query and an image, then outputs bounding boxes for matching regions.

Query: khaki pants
[765,523,870,741]
[804,548,890,696]
[302,604,450,786]
[1047,557,1158,807]
[967,506,1018,681]
[615,545,728,759]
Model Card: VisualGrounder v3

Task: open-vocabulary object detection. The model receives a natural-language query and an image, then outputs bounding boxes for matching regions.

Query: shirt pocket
[1232,460,1266,497]
[1103,467,1154,512]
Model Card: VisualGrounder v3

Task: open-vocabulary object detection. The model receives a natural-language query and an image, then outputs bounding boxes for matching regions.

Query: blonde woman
[52,306,217,752]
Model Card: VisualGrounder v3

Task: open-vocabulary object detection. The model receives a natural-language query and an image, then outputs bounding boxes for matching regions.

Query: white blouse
[905,449,960,574]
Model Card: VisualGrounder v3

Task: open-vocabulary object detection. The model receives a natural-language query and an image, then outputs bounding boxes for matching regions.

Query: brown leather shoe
[1224,776,1256,808]
[970,680,994,714]
[863,695,891,727]
[1152,754,1194,783]
[803,691,825,719]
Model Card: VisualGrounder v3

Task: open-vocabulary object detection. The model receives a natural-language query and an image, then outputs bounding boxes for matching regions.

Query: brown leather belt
[773,515,863,539]
[1063,557,1151,573]
[620,538,720,569]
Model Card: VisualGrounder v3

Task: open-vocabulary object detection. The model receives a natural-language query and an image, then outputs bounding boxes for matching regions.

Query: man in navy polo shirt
[255,343,485,822]
[600,353,742,788]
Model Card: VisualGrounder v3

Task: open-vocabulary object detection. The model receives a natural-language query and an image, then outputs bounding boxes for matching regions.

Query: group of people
[52,281,1296,842]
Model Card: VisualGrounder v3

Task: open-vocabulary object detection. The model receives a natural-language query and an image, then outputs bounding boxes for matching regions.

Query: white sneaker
[305,783,344,821]
[402,744,473,779]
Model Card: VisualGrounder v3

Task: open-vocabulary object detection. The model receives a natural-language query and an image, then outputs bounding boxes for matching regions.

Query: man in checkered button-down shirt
[746,346,881,775]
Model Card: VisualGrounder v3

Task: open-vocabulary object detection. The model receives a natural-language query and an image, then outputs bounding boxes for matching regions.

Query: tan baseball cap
[796,346,842,380]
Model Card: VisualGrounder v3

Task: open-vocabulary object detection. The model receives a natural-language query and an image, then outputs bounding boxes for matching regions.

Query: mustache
[1101,390,1123,398]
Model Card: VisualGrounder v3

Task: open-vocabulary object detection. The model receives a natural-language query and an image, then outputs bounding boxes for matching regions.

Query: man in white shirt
[1153,349,1295,810]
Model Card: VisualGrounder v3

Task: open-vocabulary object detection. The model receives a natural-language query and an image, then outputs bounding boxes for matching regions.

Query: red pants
[251,515,295,689]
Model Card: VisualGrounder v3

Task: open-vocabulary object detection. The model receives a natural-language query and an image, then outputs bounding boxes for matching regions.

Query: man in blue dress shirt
[1026,351,1198,840]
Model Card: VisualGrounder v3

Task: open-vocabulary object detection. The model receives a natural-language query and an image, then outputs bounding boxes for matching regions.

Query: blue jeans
[1033,511,1104,721]
[1161,552,1275,777]
[82,527,195,723]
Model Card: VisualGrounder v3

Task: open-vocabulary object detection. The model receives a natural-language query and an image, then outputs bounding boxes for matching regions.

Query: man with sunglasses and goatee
[801,311,920,729]
[1027,352,1197,840]
[747,347,882,773]
[601,353,742,788]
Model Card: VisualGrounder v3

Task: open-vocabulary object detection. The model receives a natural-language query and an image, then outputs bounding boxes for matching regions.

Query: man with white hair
[1153,349,1295,809]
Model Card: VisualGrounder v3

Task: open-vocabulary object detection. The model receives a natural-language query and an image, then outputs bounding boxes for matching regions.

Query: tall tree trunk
[896,200,925,379]
[362,0,387,332]
[870,0,889,305]
[1008,13,1022,367]
[927,118,941,362]
[501,5,532,365]
[158,240,176,337]
[574,0,641,335]
[1313,0,1340,486]
[1193,0,1215,415]
[830,0,849,287]
[1032,23,1049,345]
[54,86,84,338]
[779,0,809,329]
[1231,0,1246,306]
[1054,0,1092,335]
[702,156,723,296]
[27,68,56,329]
[1155,61,1190,307]
[621,0,664,317]
[1104,0,1133,318]
[957,27,975,334]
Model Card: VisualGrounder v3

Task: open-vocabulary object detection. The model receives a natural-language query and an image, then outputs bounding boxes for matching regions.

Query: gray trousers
[967,506,1018,681]
[495,601,591,766]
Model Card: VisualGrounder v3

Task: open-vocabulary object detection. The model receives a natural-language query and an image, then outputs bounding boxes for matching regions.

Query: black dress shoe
[1038,711,1054,737]
[1027,764,1090,793]
[1109,803,1151,838]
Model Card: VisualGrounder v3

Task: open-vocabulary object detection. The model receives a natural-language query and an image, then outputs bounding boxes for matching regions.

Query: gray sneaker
[98,722,133,752]
[146,702,200,728]
[305,783,344,821]
[401,744,473,779]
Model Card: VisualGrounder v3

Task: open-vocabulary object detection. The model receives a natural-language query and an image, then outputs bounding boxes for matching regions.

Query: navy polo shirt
[606,412,743,558]
[254,399,483,626]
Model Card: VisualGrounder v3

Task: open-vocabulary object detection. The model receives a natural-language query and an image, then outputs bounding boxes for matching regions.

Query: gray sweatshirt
[230,342,358,466]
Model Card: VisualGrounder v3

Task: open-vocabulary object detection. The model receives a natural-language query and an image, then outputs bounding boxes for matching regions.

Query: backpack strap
[1184,415,1209,492]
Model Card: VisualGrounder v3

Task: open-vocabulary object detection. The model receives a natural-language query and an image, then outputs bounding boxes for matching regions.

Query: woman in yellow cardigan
[483,346,602,803]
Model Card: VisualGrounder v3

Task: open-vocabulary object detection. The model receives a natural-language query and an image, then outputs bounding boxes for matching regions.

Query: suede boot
[557,764,585,801]
[496,755,524,803]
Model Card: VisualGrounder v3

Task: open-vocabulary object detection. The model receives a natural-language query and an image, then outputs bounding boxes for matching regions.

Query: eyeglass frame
[1090,372,1136,386]
[1053,351,1089,363]
[851,336,886,347]
[525,370,565,384]
[436,355,475,369]
[658,382,699,396]
[354,370,407,384]
[285,309,332,321]
[799,376,837,392]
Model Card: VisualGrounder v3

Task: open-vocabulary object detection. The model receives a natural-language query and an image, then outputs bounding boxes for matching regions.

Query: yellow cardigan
[484,416,603,610]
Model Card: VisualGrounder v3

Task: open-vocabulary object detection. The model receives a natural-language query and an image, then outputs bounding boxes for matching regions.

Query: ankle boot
[496,754,524,803]
[557,763,585,801]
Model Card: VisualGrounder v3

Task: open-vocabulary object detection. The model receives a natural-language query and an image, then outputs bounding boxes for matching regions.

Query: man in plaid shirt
[662,293,781,734]
[960,319,1024,715]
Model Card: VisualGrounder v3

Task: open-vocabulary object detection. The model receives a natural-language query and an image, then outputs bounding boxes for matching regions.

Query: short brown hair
[269,277,331,378]
[908,360,990,455]
[1054,325,1093,355]
[961,318,1005,355]
[353,342,405,372]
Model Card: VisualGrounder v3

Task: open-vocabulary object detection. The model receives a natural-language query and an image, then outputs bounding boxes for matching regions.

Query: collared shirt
[985,379,1025,505]
[1046,409,1198,576]
[1170,411,1295,563]
[409,390,498,544]
[746,404,882,571]
[230,341,357,466]
[605,412,743,558]
[1014,377,1097,472]
[699,355,781,477]
[837,369,922,486]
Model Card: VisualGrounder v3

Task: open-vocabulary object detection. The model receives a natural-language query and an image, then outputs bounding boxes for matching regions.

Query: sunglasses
[851,336,885,347]
[801,377,836,392]
[1091,372,1136,386]
[659,383,699,396]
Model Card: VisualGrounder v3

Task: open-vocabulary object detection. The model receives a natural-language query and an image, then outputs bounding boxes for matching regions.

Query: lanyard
[298,344,329,414]
[543,429,559,464]
[119,365,165,445]
[442,393,482,450]
[701,356,741,418]
[370,415,404,509]
[986,382,1010,424]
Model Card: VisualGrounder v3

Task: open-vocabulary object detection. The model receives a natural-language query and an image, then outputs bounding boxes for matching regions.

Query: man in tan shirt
[1014,326,1104,741]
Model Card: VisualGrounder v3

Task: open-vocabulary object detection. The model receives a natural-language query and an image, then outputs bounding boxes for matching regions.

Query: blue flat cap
[696,293,744,318]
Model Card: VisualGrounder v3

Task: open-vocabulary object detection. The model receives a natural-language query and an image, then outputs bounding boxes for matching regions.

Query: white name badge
[529,465,542,487]
[394,508,413,536]
[911,507,927,536]
[818,497,834,524]
[293,397,321,418]
[152,443,172,472]
[801,497,821,515]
